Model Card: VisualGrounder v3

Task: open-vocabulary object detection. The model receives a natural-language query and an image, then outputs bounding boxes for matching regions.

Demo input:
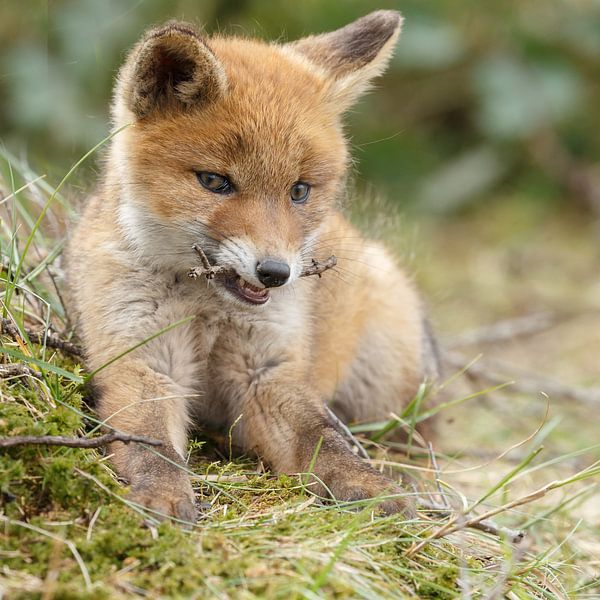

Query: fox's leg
[92,359,197,523]
[69,252,204,522]
[208,337,414,515]
[244,379,414,514]
[328,315,438,422]
[329,314,438,441]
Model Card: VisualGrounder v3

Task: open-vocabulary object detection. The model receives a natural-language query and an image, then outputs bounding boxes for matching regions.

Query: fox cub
[67,10,435,523]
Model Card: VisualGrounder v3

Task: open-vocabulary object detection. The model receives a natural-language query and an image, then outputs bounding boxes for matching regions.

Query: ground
[1,157,599,598]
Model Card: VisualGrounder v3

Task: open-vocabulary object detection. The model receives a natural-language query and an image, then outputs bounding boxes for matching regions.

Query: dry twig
[187,243,337,280]
[300,256,338,278]
[188,244,231,280]
[416,498,525,543]
[406,463,599,557]
[0,363,42,380]
[0,431,163,449]
[1,318,82,358]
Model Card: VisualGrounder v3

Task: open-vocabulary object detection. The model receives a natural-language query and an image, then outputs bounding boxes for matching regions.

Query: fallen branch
[416,498,525,544]
[0,431,163,449]
[444,352,600,407]
[406,461,599,557]
[1,318,82,358]
[0,363,42,380]
[187,243,337,281]
[444,312,559,349]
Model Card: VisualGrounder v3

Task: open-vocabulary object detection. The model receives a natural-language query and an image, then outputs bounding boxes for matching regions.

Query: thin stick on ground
[1,318,82,358]
[416,498,525,543]
[406,461,600,557]
[0,431,163,449]
[0,362,42,379]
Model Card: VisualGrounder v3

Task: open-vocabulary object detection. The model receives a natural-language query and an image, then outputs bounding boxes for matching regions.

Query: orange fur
[66,11,436,523]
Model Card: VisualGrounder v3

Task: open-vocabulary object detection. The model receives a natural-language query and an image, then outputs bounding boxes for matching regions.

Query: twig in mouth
[300,256,337,278]
[0,431,163,449]
[188,244,231,280]
[187,243,337,281]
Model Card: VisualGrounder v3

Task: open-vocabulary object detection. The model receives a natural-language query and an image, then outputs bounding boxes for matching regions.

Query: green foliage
[1,0,599,210]
[0,378,116,516]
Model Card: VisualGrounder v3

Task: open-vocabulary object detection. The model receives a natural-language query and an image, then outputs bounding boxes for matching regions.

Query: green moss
[0,342,586,598]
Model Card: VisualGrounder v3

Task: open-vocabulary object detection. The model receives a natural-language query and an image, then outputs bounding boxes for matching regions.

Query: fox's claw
[329,475,416,518]
[130,477,197,527]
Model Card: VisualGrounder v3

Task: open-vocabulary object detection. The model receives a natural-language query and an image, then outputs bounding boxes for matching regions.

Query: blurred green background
[2,0,600,216]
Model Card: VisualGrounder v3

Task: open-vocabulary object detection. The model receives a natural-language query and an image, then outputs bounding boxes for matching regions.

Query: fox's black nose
[256,258,290,288]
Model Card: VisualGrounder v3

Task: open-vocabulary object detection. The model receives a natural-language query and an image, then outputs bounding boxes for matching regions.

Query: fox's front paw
[323,468,416,518]
[130,474,197,526]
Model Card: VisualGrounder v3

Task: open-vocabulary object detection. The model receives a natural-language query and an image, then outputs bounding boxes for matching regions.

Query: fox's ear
[114,21,227,121]
[288,10,402,111]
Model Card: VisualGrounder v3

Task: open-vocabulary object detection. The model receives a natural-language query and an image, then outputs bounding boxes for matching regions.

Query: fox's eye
[290,182,310,204]
[196,171,233,194]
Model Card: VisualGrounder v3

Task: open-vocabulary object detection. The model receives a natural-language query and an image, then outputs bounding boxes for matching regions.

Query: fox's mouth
[222,273,270,305]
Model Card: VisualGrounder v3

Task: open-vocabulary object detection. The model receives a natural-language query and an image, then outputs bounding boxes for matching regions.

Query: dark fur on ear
[291,10,401,77]
[116,21,227,120]
[288,10,402,110]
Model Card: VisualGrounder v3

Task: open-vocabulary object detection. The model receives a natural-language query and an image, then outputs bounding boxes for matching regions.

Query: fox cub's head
[110,11,402,306]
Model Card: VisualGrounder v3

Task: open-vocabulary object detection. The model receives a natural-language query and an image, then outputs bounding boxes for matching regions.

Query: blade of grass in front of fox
[351,381,512,438]
[1,248,64,348]
[311,497,383,593]
[521,481,597,530]
[0,174,46,216]
[2,160,21,318]
[369,382,429,443]
[83,315,195,382]
[2,285,69,373]
[0,347,84,383]
[414,380,514,424]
